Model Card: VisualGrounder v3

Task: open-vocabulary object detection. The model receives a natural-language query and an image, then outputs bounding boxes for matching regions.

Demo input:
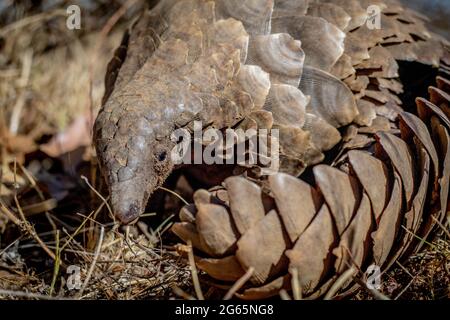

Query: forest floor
[0,1,448,300]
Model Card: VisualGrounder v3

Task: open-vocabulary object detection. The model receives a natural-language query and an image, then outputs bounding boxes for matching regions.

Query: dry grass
[354,237,450,300]
[0,1,192,300]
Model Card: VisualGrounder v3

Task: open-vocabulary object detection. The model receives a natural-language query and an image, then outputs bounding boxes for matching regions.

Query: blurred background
[401,0,450,39]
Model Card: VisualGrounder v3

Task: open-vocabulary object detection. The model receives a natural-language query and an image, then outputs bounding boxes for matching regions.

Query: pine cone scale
[93,0,450,299]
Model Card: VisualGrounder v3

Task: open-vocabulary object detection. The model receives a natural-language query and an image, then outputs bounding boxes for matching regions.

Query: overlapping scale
[95,0,450,299]
[172,73,450,299]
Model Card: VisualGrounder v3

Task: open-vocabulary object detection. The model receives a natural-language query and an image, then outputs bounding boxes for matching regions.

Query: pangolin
[95,0,448,223]
[94,0,450,298]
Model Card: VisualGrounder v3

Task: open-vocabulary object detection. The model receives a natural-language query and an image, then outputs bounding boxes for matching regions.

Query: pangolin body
[96,0,426,223]
[96,0,354,223]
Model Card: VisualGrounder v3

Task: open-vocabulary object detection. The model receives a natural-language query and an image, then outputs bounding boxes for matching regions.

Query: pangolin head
[94,95,177,225]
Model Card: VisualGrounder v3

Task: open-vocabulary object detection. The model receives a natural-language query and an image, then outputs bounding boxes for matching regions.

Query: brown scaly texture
[94,0,450,297]
[165,0,449,299]
[95,0,449,224]
[95,0,362,223]
[172,72,450,299]
[95,0,450,299]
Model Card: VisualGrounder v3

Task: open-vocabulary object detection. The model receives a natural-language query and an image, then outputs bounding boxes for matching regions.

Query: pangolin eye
[157,151,167,162]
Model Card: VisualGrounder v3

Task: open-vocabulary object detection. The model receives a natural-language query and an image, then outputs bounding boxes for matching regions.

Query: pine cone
[173,74,450,299]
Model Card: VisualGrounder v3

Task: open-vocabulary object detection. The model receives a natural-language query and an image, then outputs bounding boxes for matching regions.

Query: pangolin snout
[105,140,176,224]
[115,201,141,225]
[109,175,150,224]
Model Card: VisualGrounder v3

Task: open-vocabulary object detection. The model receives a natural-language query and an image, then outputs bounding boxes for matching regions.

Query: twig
[395,260,425,283]
[132,240,162,260]
[0,235,23,257]
[9,50,33,135]
[21,245,94,256]
[367,287,390,300]
[19,199,57,217]
[224,267,255,300]
[279,289,292,300]
[81,175,114,220]
[78,226,105,299]
[394,276,416,300]
[153,214,175,236]
[158,187,190,206]
[290,268,302,300]
[99,0,138,40]
[49,230,61,296]
[172,286,196,300]
[352,275,391,300]
[187,240,204,300]
[61,205,104,253]
[18,162,57,217]
[14,196,57,261]
[0,201,21,226]
[0,199,58,263]
[9,95,26,136]
[431,215,450,239]
[0,10,67,36]
[401,225,436,249]
[324,267,356,300]
[0,289,71,301]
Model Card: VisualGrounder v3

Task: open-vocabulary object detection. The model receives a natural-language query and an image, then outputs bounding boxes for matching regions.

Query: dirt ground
[0,0,448,300]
